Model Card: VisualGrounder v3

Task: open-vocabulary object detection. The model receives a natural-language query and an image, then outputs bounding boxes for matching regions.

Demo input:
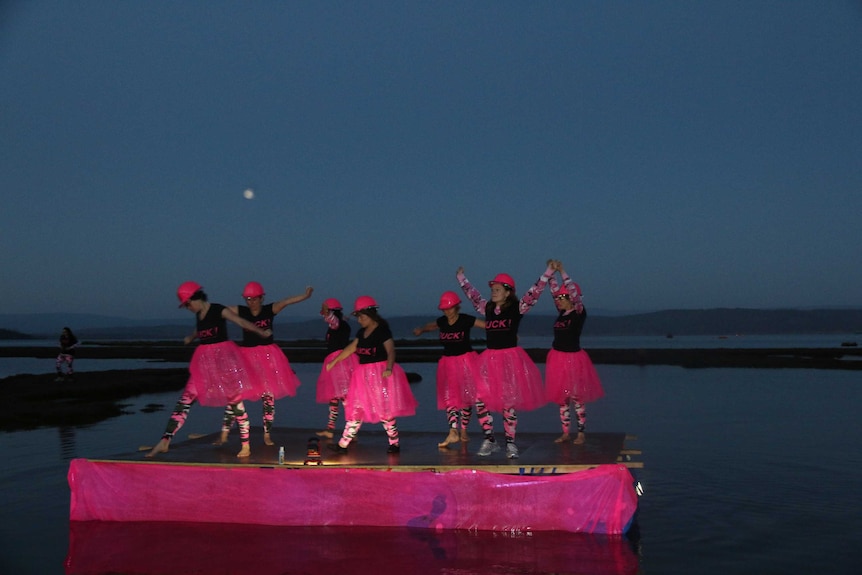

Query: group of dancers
[145,260,604,460]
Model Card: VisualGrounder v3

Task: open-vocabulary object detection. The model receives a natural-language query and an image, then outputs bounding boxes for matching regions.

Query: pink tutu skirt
[187,341,255,407]
[436,351,486,409]
[316,351,357,403]
[343,361,418,424]
[237,343,301,401]
[479,347,546,412]
[545,349,604,404]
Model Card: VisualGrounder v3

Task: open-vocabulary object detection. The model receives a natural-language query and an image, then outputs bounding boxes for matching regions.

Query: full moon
[243,188,255,200]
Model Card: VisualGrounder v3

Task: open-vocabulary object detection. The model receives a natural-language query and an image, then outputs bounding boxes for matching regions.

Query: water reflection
[66,521,639,575]
[58,426,77,460]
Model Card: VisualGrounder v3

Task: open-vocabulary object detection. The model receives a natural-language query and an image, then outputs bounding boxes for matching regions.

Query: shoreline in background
[2,340,860,432]
[2,340,861,369]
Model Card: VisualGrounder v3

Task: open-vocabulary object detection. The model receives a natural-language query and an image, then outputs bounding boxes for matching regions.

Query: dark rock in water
[405,372,422,384]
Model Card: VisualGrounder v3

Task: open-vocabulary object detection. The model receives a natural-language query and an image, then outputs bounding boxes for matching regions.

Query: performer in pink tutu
[315,298,357,438]
[545,261,604,445]
[325,296,418,454]
[457,262,554,459]
[413,291,486,448]
[146,282,272,459]
[215,281,313,447]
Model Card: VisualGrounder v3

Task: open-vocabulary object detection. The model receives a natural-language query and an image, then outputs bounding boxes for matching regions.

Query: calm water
[1,340,861,574]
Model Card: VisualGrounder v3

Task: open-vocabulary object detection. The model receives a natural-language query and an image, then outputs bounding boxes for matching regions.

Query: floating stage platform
[68,428,643,536]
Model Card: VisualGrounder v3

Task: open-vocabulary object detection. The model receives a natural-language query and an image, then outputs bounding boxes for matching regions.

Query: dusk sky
[2,2,861,321]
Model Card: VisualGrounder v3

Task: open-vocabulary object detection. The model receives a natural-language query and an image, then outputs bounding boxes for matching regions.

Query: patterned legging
[338,418,399,448]
[474,402,518,443]
[445,406,473,429]
[221,393,275,433]
[559,398,586,434]
[325,397,345,430]
[163,387,249,445]
[56,354,74,375]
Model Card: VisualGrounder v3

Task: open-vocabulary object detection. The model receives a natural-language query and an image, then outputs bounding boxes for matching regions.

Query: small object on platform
[304,437,323,465]
[278,446,285,465]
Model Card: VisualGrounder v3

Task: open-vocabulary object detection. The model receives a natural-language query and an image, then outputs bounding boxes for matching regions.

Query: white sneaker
[506,443,519,459]
[477,439,500,456]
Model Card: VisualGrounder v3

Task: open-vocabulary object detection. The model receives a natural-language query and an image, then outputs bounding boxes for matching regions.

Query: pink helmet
[353,295,378,314]
[555,285,571,297]
[242,281,265,298]
[176,281,202,307]
[323,298,343,310]
[488,273,516,291]
[438,291,461,310]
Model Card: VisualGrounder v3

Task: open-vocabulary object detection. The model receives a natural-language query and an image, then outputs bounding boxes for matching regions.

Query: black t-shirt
[197,303,229,344]
[355,323,393,364]
[437,313,477,356]
[552,308,587,352]
[238,304,275,346]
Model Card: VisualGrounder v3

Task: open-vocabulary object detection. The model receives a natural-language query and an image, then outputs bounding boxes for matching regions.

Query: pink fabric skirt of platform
[237,343,301,401]
[343,361,418,424]
[478,346,546,412]
[186,341,255,407]
[544,348,605,404]
[435,351,486,410]
[316,350,357,403]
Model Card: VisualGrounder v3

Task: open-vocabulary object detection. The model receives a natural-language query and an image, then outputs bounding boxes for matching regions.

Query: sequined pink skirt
[435,351,485,409]
[479,347,546,412]
[343,361,418,423]
[316,351,357,403]
[545,348,604,404]
[238,343,301,401]
[187,341,255,407]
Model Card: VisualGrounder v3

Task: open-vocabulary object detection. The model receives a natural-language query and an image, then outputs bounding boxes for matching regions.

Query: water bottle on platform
[278,446,285,465]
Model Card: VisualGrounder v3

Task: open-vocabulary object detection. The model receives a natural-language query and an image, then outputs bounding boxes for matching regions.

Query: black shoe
[327,443,348,454]
[387,444,400,454]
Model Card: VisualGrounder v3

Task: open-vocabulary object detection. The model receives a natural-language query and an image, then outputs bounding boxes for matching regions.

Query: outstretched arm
[272,286,314,315]
[222,306,272,339]
[327,338,358,370]
[413,320,439,336]
[456,267,487,315]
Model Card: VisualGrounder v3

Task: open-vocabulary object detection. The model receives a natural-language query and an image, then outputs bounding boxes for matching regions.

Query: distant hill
[0,328,36,340]
[2,308,860,341]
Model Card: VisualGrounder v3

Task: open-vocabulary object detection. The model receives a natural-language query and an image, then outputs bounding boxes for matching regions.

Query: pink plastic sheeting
[68,459,638,534]
[66,522,640,575]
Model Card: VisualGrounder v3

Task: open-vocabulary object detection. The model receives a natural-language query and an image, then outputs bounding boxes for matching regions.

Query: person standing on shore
[214,281,313,447]
[545,261,604,445]
[325,296,418,454]
[456,263,554,459]
[146,282,272,459]
[55,327,79,382]
[315,298,357,438]
[413,291,486,448]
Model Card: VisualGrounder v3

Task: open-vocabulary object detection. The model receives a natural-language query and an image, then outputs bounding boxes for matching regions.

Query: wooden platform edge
[84,457,643,474]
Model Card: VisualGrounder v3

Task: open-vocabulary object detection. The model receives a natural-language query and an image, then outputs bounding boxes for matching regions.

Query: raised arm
[518,262,555,315]
[456,267,488,315]
[558,263,584,313]
[272,286,314,315]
